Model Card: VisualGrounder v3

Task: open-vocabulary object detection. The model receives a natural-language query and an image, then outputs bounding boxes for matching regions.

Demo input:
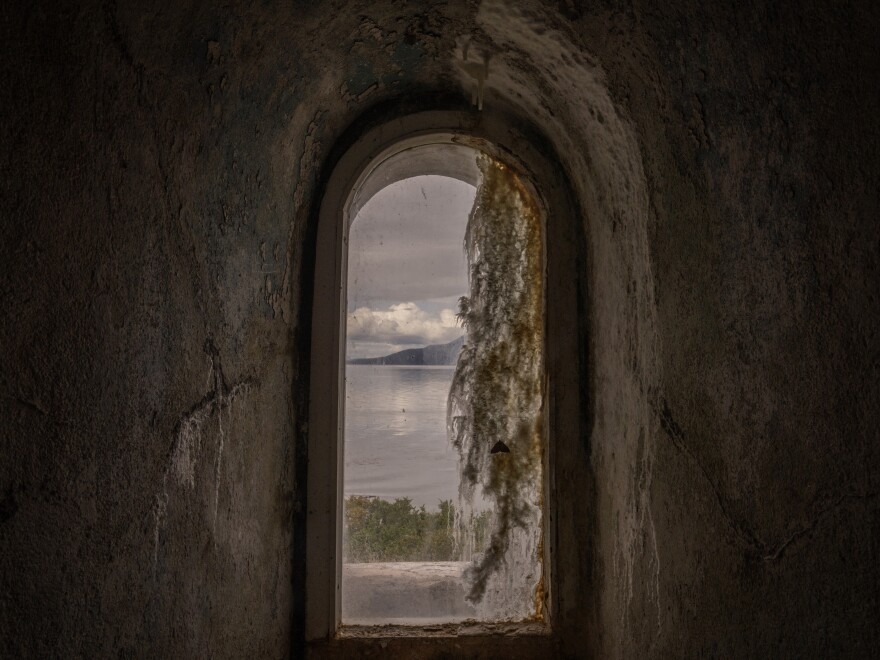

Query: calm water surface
[344,365,458,509]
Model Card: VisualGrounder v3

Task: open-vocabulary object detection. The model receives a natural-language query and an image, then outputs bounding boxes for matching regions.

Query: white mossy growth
[448,153,544,619]
[212,391,239,531]
[152,488,167,579]
[171,406,210,488]
[152,352,250,577]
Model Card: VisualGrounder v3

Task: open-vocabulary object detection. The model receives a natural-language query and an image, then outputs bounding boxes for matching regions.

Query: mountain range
[348,336,464,366]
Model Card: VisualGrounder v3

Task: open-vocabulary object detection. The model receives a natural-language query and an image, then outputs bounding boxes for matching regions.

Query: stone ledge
[341,561,476,624]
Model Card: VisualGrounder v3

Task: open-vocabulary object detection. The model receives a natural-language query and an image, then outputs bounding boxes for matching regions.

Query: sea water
[343,365,459,510]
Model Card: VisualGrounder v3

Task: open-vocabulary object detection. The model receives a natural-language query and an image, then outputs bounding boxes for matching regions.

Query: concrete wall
[1,1,877,657]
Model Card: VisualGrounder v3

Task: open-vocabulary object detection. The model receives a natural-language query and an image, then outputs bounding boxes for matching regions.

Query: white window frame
[304,110,586,652]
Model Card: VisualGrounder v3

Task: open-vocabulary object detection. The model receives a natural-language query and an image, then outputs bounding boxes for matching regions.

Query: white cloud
[347,302,462,347]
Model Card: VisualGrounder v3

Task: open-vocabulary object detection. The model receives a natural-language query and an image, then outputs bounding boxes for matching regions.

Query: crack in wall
[152,339,253,576]
[102,0,146,98]
[656,398,878,561]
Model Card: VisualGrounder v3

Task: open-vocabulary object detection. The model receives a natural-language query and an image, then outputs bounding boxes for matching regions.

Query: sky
[346,175,475,359]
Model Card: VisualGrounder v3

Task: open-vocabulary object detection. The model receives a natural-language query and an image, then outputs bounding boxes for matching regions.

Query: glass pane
[341,152,545,625]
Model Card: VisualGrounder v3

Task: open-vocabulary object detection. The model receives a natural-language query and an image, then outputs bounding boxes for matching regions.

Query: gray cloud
[346,175,473,311]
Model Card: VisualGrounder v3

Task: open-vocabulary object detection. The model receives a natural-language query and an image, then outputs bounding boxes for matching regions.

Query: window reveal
[450,154,545,619]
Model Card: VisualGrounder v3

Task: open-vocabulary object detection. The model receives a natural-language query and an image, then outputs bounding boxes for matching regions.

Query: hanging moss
[448,153,544,613]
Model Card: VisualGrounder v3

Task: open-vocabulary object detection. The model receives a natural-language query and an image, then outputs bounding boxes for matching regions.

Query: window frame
[304,110,586,654]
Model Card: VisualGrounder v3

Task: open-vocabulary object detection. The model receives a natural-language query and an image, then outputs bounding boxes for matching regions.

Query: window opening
[340,147,545,626]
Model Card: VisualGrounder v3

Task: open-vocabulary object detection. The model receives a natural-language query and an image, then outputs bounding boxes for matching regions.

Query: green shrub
[343,496,491,562]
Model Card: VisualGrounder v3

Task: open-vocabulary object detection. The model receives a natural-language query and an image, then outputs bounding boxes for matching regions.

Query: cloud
[347,302,462,347]
[346,175,473,308]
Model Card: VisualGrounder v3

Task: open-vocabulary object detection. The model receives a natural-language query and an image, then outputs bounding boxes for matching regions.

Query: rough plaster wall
[0,3,303,656]
[1,1,878,658]
[585,3,880,656]
[492,2,880,656]
[0,2,462,656]
[447,3,877,656]
[464,8,662,654]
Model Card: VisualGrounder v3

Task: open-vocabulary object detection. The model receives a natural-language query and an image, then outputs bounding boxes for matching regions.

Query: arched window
[305,112,585,652]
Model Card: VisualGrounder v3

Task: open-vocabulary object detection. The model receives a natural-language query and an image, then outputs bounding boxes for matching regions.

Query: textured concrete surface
[1,1,878,658]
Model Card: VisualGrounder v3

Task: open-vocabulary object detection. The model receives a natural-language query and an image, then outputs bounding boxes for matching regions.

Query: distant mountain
[348,336,464,366]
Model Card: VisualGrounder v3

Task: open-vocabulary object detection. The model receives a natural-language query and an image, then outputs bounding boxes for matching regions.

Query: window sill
[336,620,551,639]
[307,622,556,659]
